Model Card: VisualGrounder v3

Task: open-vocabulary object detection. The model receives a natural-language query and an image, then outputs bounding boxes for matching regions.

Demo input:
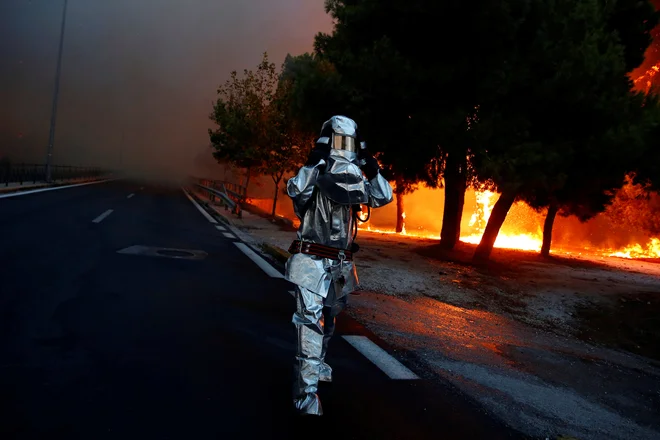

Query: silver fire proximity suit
[285,115,393,415]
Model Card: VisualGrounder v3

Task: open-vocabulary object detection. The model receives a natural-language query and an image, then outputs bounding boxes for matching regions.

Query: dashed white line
[127,193,134,199]
[234,242,284,279]
[342,336,419,380]
[92,209,114,224]
[181,187,217,224]
[215,225,226,231]
[0,178,116,199]
[223,232,235,239]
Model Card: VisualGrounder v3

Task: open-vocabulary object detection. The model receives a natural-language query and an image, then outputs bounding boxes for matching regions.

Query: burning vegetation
[354,180,660,260]
[261,177,660,260]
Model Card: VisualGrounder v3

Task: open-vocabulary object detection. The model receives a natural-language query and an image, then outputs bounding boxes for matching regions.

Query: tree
[516,1,660,258]
[470,0,657,261]
[209,65,265,196]
[529,92,660,257]
[209,52,313,213]
[262,76,315,216]
[314,0,530,250]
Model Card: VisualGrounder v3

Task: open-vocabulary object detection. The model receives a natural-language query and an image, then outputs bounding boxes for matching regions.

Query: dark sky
[0,0,332,177]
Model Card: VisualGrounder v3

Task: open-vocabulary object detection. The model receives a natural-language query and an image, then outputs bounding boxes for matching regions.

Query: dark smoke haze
[0,0,331,180]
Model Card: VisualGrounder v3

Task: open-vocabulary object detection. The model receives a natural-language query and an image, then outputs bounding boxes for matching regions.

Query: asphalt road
[0,179,523,439]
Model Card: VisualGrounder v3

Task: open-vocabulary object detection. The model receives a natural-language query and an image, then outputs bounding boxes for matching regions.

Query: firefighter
[285,115,393,415]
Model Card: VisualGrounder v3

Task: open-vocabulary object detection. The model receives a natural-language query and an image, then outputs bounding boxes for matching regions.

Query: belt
[288,240,353,261]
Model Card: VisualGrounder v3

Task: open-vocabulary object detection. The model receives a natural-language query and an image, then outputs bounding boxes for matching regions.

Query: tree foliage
[209,53,313,211]
[313,0,541,249]
[470,0,659,261]
[280,53,344,136]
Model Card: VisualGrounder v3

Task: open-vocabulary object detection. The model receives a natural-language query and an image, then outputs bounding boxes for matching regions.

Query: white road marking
[223,232,234,239]
[215,225,226,231]
[92,209,114,224]
[127,193,134,199]
[234,242,284,279]
[0,178,116,199]
[342,335,419,380]
[181,187,217,224]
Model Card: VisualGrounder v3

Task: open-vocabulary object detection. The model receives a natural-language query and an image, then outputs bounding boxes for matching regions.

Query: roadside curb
[186,188,232,227]
[260,242,291,265]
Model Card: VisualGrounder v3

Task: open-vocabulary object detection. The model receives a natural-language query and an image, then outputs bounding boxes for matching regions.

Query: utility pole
[45,0,69,183]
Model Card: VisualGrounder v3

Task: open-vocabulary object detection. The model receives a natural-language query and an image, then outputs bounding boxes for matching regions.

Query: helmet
[316,115,365,153]
[314,115,369,205]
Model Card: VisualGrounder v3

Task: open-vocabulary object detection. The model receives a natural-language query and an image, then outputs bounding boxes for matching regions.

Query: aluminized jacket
[285,149,393,298]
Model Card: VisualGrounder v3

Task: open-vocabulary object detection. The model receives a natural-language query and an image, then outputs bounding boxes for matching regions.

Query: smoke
[0,0,332,179]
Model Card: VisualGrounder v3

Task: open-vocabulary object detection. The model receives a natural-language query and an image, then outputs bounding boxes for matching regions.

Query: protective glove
[305,146,329,169]
[358,145,380,180]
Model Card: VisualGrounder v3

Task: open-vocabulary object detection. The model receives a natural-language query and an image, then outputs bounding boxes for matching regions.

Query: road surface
[0,179,523,439]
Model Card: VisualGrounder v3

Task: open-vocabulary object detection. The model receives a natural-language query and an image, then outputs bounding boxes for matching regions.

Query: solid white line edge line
[92,209,114,224]
[181,187,217,224]
[181,186,284,279]
[342,335,419,380]
[0,178,117,199]
[234,242,284,279]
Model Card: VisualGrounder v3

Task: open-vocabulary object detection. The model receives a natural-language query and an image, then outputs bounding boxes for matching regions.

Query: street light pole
[45,0,69,183]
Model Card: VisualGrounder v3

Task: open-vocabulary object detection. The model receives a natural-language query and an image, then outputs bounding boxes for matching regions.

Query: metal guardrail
[190,176,247,219]
[196,177,247,200]
[0,163,104,187]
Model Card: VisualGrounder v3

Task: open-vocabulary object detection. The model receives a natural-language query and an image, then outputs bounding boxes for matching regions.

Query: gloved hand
[359,146,380,180]
[305,146,329,169]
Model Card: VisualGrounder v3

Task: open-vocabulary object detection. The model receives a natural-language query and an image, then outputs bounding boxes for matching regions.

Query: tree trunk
[272,177,280,217]
[272,184,279,217]
[541,202,559,258]
[473,190,517,262]
[243,167,251,199]
[439,152,467,249]
[395,184,405,233]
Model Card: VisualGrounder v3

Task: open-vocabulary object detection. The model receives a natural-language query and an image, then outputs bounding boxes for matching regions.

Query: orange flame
[632,61,660,92]
[609,238,660,259]
[358,186,659,260]
[461,187,544,251]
